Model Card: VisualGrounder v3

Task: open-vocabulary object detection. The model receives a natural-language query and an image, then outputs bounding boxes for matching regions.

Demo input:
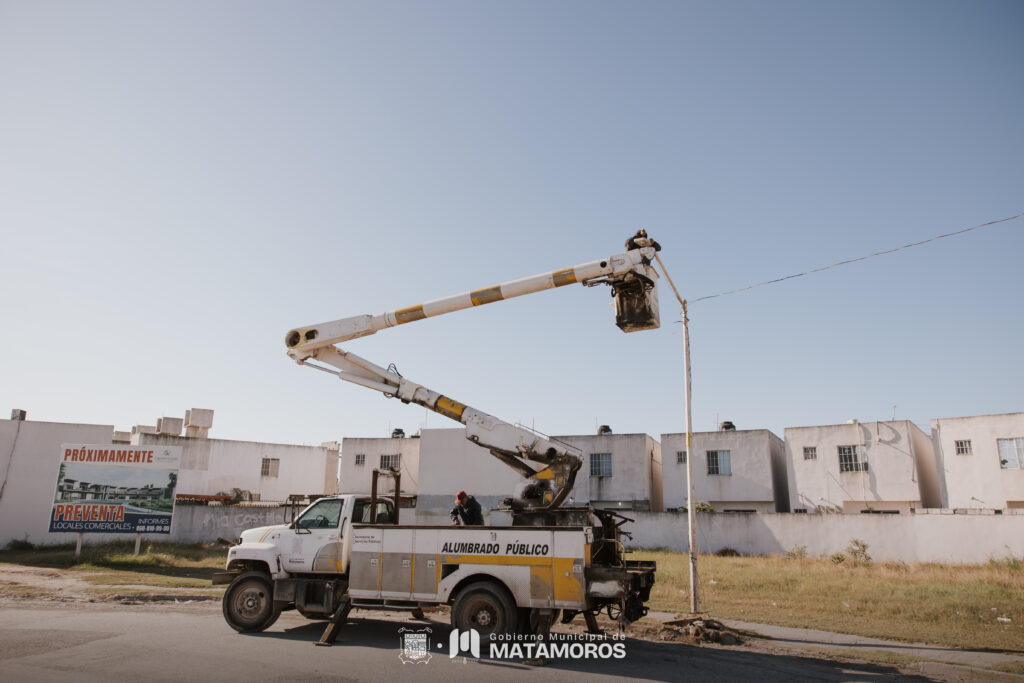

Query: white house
[661,427,788,513]
[931,411,1024,511]
[553,431,664,512]
[415,428,518,522]
[125,408,338,502]
[340,430,421,500]
[785,420,941,514]
[133,432,339,502]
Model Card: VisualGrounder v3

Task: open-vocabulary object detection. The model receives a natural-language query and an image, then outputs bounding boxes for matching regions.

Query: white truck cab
[226,495,392,580]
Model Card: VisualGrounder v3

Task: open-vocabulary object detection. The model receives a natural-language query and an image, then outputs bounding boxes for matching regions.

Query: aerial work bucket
[613,277,660,332]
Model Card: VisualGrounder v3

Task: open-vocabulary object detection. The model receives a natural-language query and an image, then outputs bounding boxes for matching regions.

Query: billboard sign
[49,444,182,534]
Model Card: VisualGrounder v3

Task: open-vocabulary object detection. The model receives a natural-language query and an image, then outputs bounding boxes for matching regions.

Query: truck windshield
[296,499,344,529]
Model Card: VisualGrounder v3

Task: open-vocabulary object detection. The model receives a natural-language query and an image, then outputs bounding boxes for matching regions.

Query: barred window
[380,454,400,469]
[838,445,867,472]
[997,438,1024,470]
[260,458,280,477]
[354,454,365,466]
[803,447,817,460]
[590,453,612,477]
[707,450,732,476]
[676,450,687,464]
[954,440,972,456]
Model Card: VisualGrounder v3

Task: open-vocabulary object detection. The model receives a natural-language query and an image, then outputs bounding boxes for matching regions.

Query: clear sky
[1,1,1021,447]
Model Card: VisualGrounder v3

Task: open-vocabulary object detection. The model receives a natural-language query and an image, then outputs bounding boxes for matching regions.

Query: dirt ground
[0,561,222,604]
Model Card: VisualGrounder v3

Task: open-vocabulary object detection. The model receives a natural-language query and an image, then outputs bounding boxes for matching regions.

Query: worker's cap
[455,490,467,503]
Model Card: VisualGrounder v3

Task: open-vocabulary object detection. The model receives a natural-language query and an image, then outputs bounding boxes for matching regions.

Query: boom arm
[286,231,662,512]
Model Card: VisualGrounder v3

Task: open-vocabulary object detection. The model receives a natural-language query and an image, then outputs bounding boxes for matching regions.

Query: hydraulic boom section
[286,231,662,517]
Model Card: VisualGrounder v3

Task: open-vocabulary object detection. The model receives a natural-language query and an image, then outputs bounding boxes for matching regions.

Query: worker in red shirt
[449,490,484,525]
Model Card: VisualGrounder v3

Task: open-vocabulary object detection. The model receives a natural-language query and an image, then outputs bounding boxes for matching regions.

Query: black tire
[451,582,516,637]
[222,571,282,633]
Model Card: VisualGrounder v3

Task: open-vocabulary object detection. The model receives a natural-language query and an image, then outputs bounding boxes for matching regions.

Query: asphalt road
[0,602,942,683]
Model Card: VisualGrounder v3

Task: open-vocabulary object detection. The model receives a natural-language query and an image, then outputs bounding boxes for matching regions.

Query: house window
[706,450,732,476]
[954,440,972,456]
[838,445,868,473]
[380,454,400,469]
[260,458,280,477]
[354,454,365,466]
[803,447,817,460]
[997,438,1024,470]
[676,450,687,464]
[590,453,612,477]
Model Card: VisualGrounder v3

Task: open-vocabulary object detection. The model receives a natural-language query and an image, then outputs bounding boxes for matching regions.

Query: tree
[165,471,178,499]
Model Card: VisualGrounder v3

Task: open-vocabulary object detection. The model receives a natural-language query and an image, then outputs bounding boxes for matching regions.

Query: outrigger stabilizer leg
[315,597,353,646]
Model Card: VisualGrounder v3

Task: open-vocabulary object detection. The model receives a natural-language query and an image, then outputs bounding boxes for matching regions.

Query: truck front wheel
[222,571,282,633]
[452,582,515,637]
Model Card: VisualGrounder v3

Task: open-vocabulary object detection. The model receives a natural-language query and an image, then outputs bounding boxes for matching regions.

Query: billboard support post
[75,532,83,558]
[134,532,142,556]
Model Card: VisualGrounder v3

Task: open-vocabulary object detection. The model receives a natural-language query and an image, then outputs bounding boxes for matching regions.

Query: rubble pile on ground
[661,618,739,645]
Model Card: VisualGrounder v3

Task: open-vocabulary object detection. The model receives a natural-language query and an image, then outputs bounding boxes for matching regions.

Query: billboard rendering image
[49,444,182,534]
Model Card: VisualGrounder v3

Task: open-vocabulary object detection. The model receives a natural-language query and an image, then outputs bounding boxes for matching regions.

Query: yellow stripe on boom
[435,396,467,421]
[552,268,577,287]
[470,286,504,306]
[395,305,427,324]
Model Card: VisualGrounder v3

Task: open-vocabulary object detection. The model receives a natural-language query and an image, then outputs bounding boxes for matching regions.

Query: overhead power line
[690,211,1024,304]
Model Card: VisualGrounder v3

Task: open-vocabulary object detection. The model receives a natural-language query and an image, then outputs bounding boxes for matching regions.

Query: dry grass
[0,579,55,598]
[632,549,1024,652]
[990,661,1024,675]
[75,568,216,589]
[0,541,225,586]
[84,586,223,599]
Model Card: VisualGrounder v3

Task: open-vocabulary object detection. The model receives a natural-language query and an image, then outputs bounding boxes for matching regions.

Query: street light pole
[654,254,699,614]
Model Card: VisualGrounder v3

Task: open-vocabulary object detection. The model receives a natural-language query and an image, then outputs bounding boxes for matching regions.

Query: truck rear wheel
[452,582,516,637]
[222,571,282,633]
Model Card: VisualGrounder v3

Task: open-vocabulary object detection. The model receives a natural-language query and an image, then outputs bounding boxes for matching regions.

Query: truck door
[281,498,346,574]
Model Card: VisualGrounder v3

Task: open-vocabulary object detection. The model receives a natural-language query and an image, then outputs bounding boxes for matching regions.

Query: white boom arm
[286,231,662,511]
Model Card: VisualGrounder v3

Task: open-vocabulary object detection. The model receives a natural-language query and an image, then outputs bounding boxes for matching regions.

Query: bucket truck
[216,231,662,643]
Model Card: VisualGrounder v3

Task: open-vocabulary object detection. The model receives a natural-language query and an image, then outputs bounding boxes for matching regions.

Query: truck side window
[352,501,393,523]
[296,499,344,529]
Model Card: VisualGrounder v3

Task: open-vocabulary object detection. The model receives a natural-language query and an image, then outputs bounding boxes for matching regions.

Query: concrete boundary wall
[15,506,292,548]
[27,507,1024,566]
[166,506,292,544]
[625,512,1024,564]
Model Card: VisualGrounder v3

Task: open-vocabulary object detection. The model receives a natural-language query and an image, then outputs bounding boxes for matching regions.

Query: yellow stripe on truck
[444,554,551,567]
[552,558,585,603]
[530,565,553,601]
